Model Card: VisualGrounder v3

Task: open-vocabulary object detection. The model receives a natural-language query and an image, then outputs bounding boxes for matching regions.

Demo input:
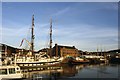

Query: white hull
[1,74,23,79]
[0,65,23,79]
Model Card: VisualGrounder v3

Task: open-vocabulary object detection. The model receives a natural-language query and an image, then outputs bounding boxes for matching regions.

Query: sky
[1,2,118,51]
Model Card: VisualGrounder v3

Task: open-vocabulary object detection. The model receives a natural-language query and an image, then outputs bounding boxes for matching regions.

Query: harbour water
[21,63,120,80]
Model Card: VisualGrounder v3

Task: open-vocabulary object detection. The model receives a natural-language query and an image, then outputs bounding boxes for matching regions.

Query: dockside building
[52,44,79,57]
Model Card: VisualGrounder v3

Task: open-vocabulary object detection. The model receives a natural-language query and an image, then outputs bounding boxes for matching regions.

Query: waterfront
[1,2,119,80]
[21,63,120,80]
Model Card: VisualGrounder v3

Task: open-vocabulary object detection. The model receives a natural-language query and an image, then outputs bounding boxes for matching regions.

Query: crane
[19,38,31,47]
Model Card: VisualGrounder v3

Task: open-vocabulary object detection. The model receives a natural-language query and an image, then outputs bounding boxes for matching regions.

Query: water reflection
[22,64,119,79]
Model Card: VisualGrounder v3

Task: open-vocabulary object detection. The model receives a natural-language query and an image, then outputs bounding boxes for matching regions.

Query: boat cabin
[0,65,23,79]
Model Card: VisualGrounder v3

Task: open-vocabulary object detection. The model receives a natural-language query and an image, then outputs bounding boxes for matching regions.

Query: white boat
[0,65,23,80]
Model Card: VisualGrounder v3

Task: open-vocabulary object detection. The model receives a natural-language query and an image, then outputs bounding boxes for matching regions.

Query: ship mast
[31,15,35,55]
[49,18,52,57]
[97,46,99,56]
[50,18,52,49]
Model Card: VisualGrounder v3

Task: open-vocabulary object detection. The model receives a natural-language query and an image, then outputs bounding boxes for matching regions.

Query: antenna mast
[31,15,35,55]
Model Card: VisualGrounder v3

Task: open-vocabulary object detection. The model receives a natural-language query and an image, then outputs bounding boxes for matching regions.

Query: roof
[56,45,76,49]
[38,48,49,53]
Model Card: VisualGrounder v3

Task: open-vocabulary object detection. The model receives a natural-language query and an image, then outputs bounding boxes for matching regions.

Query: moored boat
[0,65,23,80]
[61,56,89,64]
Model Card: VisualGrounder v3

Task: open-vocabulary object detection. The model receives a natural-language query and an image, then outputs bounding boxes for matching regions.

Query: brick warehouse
[52,44,79,57]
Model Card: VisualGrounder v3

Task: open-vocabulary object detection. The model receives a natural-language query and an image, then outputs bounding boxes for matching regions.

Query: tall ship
[15,15,61,68]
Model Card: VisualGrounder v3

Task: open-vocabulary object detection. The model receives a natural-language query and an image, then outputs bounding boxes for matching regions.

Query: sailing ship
[15,15,60,68]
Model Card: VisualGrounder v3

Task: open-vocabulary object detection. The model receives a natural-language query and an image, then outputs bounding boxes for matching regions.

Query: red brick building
[52,44,79,57]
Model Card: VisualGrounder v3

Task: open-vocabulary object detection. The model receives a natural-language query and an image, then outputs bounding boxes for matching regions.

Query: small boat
[61,56,75,64]
[61,56,89,64]
[0,65,23,80]
[74,57,89,64]
[100,58,106,63]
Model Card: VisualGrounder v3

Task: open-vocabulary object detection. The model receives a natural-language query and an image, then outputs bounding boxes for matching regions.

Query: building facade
[52,44,79,57]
